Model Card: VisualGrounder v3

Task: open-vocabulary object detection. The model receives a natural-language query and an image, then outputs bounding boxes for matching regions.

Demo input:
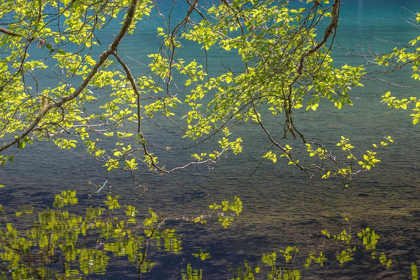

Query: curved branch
[112,51,141,133]
[0,0,139,153]
[0,26,23,37]
[296,0,340,76]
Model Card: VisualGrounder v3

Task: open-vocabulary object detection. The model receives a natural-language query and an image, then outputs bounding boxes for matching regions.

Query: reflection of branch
[0,235,44,279]
[136,217,168,276]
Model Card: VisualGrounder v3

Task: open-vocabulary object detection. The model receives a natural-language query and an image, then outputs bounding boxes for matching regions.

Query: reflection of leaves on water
[0,191,415,279]
[0,190,242,279]
[181,263,203,280]
[412,263,419,280]
[192,249,211,261]
[229,219,404,280]
[229,260,260,280]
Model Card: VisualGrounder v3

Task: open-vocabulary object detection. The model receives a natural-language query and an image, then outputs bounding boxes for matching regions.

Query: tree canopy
[0,0,417,185]
[0,0,420,278]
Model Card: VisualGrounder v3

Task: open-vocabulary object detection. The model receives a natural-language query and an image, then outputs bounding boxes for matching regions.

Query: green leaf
[413,263,419,280]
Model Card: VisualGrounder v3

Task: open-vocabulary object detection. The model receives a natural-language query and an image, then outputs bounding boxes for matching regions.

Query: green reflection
[0,191,416,279]
[229,220,416,280]
[0,190,241,279]
[413,263,419,280]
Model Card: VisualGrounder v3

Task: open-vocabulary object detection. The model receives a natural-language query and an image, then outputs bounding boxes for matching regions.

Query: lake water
[1,0,420,279]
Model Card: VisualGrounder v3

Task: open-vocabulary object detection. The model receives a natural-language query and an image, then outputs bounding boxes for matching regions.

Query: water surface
[1,0,420,279]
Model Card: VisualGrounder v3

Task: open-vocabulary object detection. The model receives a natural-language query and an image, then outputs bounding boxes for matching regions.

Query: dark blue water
[1,0,420,279]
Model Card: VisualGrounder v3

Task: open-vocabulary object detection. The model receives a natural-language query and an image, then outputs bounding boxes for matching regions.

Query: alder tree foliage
[0,0,395,185]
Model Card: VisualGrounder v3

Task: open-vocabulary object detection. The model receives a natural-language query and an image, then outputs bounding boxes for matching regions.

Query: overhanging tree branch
[0,0,139,153]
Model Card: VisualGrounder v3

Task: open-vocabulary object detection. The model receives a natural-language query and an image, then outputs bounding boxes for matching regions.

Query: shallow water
[1,0,420,279]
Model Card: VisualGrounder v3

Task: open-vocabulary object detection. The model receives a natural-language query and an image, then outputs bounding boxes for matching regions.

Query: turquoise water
[1,0,420,279]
